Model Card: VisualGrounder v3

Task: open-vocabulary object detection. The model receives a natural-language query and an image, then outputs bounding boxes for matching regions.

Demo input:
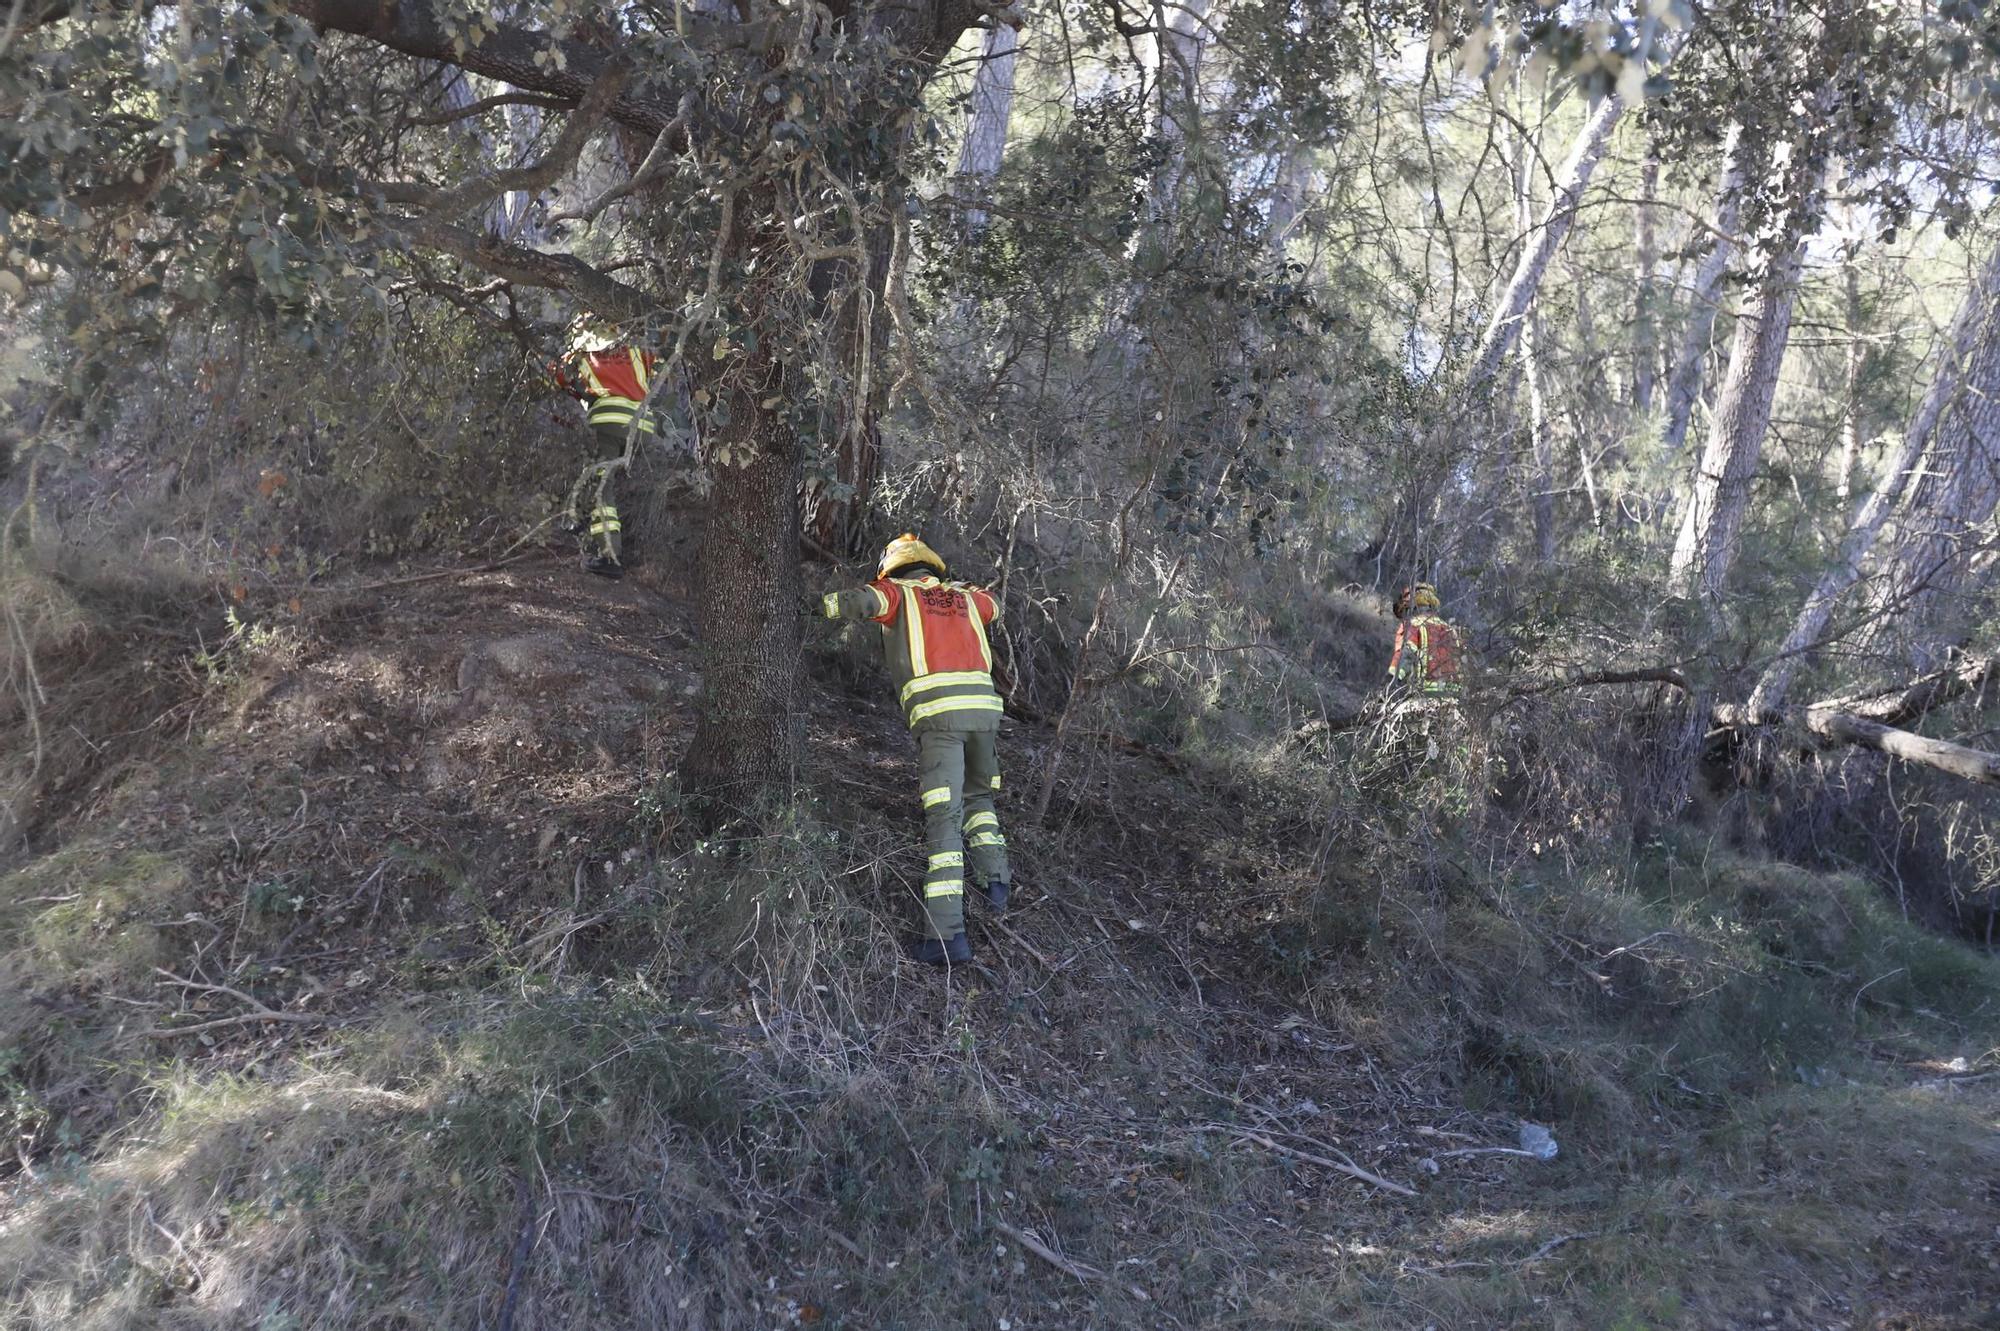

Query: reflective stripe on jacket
[1389,612,1463,695]
[554,347,659,434]
[824,575,1004,729]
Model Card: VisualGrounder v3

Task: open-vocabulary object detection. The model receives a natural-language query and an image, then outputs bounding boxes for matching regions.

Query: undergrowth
[1,543,1997,1329]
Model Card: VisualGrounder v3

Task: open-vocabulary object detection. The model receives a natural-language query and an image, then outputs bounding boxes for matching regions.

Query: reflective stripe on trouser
[565,423,630,560]
[585,395,659,434]
[916,726,1007,939]
[958,728,1009,893]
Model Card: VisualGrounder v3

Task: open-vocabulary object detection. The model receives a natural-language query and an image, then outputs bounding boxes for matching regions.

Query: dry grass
[0,548,1996,1331]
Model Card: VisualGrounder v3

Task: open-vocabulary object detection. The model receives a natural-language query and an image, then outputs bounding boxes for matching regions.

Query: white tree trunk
[1267,147,1310,259]
[954,22,1018,237]
[1836,257,1863,500]
[1525,306,1556,562]
[1868,292,2000,672]
[437,68,513,237]
[1464,94,1623,399]
[1662,126,1746,454]
[1749,242,2000,714]
[1669,113,1833,600]
[1667,235,1806,598]
[1148,0,1212,219]
[1156,0,1211,122]
[1510,118,1555,562]
[502,99,549,243]
[1634,150,1660,412]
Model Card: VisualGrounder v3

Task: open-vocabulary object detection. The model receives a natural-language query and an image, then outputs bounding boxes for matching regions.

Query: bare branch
[405,216,662,323]
[282,0,767,136]
[406,90,574,127]
[420,54,634,222]
[547,91,698,225]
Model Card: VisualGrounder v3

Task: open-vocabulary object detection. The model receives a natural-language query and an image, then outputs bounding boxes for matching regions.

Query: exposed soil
[2,551,1995,1330]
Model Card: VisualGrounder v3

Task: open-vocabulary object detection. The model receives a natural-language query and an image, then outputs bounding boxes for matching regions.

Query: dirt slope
[1,553,1996,1330]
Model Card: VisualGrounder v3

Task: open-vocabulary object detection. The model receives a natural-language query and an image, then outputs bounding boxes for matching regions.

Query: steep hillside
[1,552,1996,1330]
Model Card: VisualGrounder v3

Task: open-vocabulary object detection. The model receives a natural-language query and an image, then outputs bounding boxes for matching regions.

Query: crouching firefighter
[820,534,1015,967]
[550,320,660,579]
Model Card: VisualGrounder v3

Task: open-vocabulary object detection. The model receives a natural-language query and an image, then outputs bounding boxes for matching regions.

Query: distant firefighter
[1387,582,1464,703]
[819,533,1015,968]
[550,320,659,579]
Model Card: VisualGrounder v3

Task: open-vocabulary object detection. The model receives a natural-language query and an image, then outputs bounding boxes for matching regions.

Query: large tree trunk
[954,22,1018,238]
[1148,0,1212,221]
[1836,251,1864,501]
[681,221,810,818]
[1661,126,1746,455]
[679,393,807,817]
[943,22,1019,347]
[1866,305,2000,673]
[1749,242,2000,714]
[1667,234,1805,598]
[1267,147,1311,259]
[1712,699,2000,787]
[1668,113,1832,601]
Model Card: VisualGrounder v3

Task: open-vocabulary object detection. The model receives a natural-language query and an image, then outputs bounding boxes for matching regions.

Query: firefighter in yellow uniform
[551,321,660,579]
[1384,582,1467,769]
[1387,582,1464,703]
[820,534,1014,966]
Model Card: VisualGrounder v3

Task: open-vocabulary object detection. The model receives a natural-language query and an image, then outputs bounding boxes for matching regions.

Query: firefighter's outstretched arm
[817,583,894,622]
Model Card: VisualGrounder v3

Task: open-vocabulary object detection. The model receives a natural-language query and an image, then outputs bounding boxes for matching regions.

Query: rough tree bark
[679,315,809,815]
[1661,126,1746,454]
[954,22,1018,238]
[1836,249,1864,501]
[1749,240,2000,715]
[1667,231,1806,598]
[1266,148,1311,259]
[1669,112,1831,600]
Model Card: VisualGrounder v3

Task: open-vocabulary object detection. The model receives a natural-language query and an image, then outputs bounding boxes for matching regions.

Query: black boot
[583,553,624,580]
[907,931,972,966]
[982,879,1010,912]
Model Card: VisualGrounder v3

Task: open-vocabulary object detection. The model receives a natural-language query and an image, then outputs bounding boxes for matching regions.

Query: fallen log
[1711,701,2000,786]
[1807,708,2000,784]
[1502,660,2000,788]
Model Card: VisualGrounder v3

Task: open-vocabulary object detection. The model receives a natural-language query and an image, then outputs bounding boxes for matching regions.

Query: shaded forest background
[3,1,2000,1327]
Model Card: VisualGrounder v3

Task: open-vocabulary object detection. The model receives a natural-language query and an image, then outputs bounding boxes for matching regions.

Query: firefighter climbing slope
[1380,580,1469,778]
[1388,582,1464,704]
[819,534,1015,967]
[550,319,660,579]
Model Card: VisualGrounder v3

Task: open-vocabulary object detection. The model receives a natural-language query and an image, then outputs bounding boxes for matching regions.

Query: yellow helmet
[566,313,616,355]
[878,532,946,579]
[1394,582,1440,616]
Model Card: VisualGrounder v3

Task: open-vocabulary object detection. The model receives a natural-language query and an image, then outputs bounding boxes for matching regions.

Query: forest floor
[1,551,1996,1330]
